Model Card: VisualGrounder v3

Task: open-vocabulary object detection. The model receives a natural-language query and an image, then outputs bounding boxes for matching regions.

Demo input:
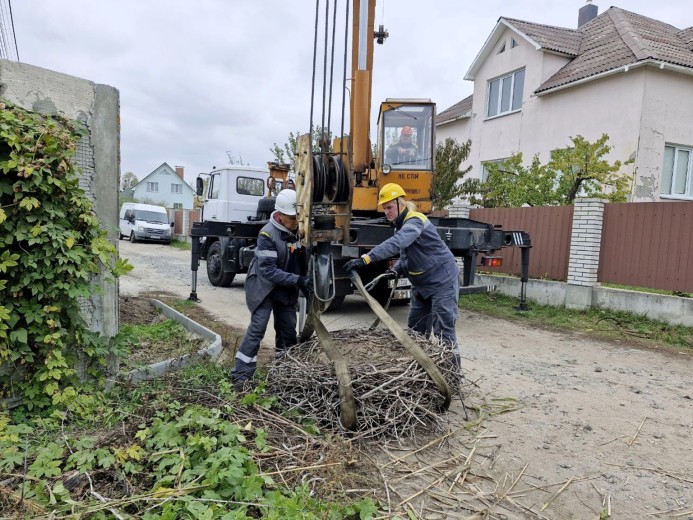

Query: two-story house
[130,162,195,209]
[436,4,693,202]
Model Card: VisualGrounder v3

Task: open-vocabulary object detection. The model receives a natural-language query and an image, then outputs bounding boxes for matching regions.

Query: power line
[8,0,18,60]
[0,0,18,60]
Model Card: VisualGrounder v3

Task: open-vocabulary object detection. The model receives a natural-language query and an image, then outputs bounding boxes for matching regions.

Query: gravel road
[118,239,693,519]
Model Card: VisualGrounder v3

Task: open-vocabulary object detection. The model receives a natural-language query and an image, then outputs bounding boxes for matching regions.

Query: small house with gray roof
[436,3,693,202]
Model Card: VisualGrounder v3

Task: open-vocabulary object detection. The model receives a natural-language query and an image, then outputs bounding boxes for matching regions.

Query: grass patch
[601,282,691,298]
[169,238,191,250]
[120,318,205,369]
[458,292,693,353]
[0,363,379,519]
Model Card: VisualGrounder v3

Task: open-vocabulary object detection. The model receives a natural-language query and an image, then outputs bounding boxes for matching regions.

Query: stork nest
[265,327,463,440]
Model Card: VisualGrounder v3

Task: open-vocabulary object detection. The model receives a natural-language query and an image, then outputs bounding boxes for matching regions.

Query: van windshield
[134,210,168,224]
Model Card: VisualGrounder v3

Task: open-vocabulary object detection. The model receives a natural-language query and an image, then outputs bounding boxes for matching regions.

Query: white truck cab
[202,166,276,223]
[119,203,172,244]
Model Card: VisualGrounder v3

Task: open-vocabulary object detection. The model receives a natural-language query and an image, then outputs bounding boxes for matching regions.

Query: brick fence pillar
[182,210,190,236]
[565,198,607,309]
[447,203,471,219]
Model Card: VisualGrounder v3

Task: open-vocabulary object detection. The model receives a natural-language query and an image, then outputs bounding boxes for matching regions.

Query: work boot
[232,379,256,393]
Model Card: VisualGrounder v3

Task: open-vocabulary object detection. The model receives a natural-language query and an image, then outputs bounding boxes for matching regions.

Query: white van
[119,203,173,244]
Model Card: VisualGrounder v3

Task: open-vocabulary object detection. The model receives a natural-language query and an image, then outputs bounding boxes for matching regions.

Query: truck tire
[256,197,276,220]
[206,241,235,287]
[129,232,137,243]
[297,295,315,342]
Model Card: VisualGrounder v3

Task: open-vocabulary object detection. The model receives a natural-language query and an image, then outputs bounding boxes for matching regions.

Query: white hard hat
[275,189,297,216]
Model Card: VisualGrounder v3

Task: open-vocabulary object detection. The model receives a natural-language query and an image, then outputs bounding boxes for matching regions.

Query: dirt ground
[118,241,693,519]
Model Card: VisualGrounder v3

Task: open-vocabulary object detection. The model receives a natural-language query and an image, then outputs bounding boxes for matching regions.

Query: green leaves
[0,100,130,410]
[433,137,473,209]
[466,134,634,207]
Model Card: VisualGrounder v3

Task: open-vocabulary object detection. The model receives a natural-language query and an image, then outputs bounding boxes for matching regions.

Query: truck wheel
[326,294,345,312]
[206,241,235,287]
[129,232,137,243]
[256,197,276,220]
[297,295,315,342]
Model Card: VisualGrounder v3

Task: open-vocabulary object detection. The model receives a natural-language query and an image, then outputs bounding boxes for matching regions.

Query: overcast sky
[14,0,689,186]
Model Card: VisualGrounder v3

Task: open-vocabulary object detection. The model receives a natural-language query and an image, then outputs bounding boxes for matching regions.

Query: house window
[481,159,506,182]
[486,68,525,118]
[662,144,692,198]
[511,38,518,48]
[173,203,183,209]
[146,182,159,192]
[497,41,506,54]
[171,183,182,194]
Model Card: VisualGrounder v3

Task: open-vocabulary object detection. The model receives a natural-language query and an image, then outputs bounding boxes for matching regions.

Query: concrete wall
[474,273,693,327]
[0,60,120,340]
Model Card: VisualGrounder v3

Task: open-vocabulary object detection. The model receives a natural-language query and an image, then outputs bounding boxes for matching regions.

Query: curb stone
[121,299,222,384]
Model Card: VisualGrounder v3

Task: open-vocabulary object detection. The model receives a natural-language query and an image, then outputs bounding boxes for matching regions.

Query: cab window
[237,176,265,196]
[381,105,434,171]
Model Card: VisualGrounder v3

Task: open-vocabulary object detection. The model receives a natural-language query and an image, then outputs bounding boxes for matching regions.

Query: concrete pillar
[565,198,607,309]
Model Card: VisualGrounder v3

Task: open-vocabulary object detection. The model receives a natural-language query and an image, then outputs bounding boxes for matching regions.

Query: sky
[13,0,690,187]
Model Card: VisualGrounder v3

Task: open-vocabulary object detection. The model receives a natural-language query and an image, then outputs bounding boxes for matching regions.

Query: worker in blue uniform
[344,183,460,368]
[231,189,312,388]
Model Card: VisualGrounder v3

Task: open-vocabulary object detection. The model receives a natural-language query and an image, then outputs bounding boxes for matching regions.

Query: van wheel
[130,232,137,243]
[206,241,235,287]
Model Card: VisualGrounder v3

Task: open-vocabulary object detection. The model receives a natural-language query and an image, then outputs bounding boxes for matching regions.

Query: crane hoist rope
[300,0,452,431]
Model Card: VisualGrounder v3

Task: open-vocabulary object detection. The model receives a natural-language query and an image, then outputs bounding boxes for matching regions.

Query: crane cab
[350,99,436,215]
[377,99,435,213]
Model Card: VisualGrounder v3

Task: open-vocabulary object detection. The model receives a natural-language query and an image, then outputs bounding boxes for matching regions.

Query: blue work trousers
[231,296,297,383]
[407,276,460,364]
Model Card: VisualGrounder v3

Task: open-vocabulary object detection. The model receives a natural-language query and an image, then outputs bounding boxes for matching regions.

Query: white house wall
[637,69,693,201]
[132,166,194,209]
[447,27,654,200]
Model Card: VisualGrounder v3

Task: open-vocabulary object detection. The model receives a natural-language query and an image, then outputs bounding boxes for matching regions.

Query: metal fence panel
[470,206,573,280]
[599,201,693,292]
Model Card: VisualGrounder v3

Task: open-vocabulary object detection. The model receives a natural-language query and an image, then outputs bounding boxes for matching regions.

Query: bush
[0,101,131,411]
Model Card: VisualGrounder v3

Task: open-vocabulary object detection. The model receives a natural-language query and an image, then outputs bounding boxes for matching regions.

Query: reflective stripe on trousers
[231,296,297,383]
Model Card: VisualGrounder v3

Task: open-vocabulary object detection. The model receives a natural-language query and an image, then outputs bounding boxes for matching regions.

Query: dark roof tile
[435,94,473,125]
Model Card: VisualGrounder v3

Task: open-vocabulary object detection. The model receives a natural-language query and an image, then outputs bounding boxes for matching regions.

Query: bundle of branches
[266,328,462,440]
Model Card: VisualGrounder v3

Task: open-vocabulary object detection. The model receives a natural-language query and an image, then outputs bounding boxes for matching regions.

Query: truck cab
[201,166,271,223]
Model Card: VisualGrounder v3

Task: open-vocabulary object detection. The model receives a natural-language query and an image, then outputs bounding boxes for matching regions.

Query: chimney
[175,166,184,179]
[578,1,598,28]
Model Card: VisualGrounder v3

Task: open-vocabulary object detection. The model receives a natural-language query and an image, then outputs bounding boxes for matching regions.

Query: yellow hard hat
[378,183,407,205]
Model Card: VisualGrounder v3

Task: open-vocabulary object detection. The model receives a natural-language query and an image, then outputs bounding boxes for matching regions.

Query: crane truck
[188,0,531,338]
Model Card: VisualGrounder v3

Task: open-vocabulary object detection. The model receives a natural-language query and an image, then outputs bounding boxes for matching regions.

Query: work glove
[344,257,367,273]
[297,275,313,297]
[384,269,399,280]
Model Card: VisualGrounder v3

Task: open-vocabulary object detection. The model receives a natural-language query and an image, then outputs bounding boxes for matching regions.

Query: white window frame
[481,159,507,182]
[661,144,693,200]
[146,181,159,192]
[173,203,183,209]
[486,68,525,119]
[171,183,183,194]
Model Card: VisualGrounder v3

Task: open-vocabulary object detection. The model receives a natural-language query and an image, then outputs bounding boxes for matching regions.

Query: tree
[226,151,247,165]
[550,134,633,204]
[270,126,333,172]
[464,134,633,207]
[432,138,473,209]
[463,153,558,208]
[120,171,138,190]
